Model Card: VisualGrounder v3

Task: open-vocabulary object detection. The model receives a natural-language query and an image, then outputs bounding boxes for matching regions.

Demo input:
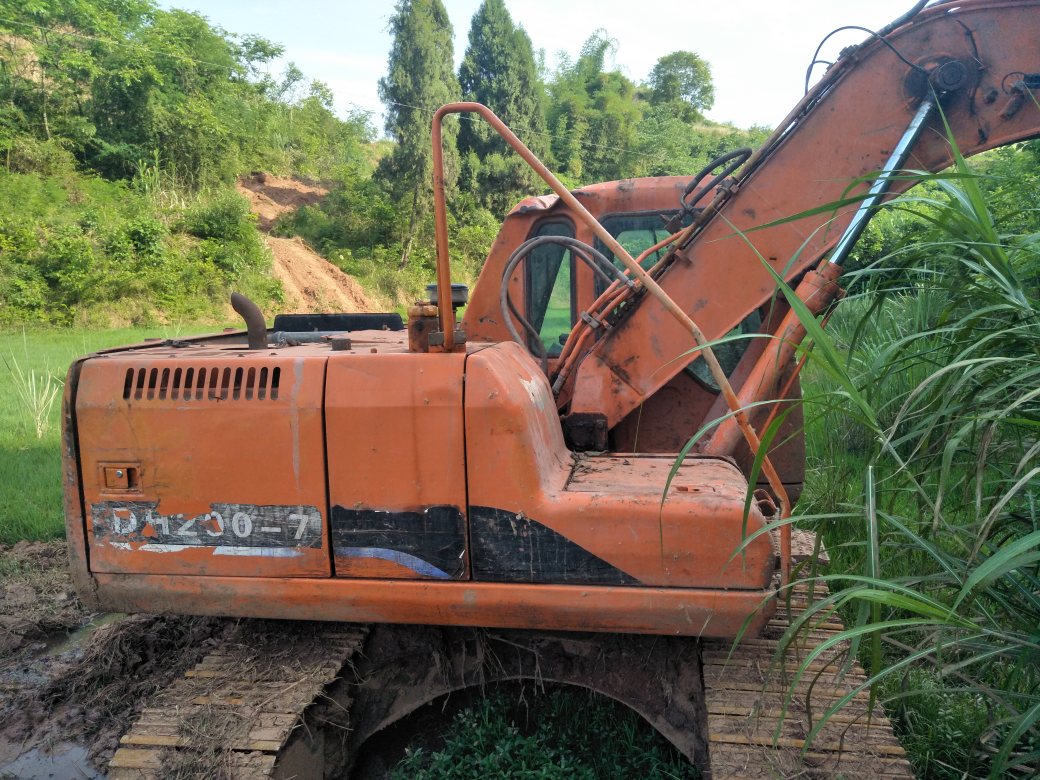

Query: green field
[0,326,228,545]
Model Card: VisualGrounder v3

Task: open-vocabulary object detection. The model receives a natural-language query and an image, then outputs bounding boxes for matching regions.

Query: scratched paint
[334,547,450,578]
[331,505,467,579]
[91,501,323,549]
[121,543,304,557]
[519,377,547,410]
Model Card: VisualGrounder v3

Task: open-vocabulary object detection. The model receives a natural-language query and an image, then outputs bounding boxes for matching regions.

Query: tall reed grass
[721,126,1040,777]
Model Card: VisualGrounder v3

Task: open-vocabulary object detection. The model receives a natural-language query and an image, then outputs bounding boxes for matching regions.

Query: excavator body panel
[326,351,470,580]
[64,334,777,636]
[75,348,332,579]
[64,0,1040,646]
[464,343,776,590]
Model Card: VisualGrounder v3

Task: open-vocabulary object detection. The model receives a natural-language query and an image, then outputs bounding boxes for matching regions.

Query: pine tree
[457,0,548,217]
[377,0,460,268]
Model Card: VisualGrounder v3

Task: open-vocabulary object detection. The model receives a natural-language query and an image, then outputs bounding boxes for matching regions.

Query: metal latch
[102,464,139,491]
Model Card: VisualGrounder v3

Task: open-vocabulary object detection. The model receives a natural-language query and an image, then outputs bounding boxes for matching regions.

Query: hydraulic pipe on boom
[702,95,939,458]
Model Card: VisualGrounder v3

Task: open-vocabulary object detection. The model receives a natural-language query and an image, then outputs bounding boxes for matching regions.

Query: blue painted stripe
[335,547,451,579]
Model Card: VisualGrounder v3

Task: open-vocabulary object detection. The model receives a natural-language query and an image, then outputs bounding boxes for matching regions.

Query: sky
[163,0,923,132]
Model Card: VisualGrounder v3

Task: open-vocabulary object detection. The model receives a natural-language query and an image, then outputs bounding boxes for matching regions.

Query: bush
[183,191,256,243]
[0,170,279,326]
[390,686,697,780]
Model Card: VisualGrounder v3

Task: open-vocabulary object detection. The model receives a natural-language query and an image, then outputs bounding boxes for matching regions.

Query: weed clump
[391,685,699,780]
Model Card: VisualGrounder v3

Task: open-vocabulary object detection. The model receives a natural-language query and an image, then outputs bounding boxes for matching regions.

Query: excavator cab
[463,180,806,490]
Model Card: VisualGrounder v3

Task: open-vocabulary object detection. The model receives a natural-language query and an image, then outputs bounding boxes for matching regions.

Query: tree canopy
[546,30,643,184]
[0,0,373,184]
[647,51,715,115]
[457,0,548,217]
[0,0,775,325]
[377,0,460,265]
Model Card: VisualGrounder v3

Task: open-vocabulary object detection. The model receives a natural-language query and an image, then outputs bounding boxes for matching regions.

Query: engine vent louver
[122,366,280,401]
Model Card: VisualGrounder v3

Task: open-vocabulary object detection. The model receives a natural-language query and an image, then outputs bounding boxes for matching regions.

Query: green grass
[390,685,699,780]
[0,325,226,545]
[748,131,1040,777]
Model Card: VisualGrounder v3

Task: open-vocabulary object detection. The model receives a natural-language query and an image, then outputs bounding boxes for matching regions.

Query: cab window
[685,309,762,392]
[595,211,759,388]
[525,221,575,357]
[593,211,692,297]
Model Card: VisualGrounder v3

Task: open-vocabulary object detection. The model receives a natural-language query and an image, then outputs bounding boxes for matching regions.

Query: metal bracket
[579,311,609,331]
[429,330,467,347]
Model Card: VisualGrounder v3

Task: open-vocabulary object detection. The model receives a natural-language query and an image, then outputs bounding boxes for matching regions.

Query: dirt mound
[269,235,376,314]
[236,172,327,232]
[237,172,380,314]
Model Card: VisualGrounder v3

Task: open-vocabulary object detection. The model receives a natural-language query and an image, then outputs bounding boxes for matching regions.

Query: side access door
[324,352,470,580]
[77,353,331,577]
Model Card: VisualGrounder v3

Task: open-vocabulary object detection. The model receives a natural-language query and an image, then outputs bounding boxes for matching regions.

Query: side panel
[464,343,776,589]
[76,355,330,577]
[325,353,469,580]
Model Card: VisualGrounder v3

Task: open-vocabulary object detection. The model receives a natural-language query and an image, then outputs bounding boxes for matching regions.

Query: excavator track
[107,534,914,779]
[703,581,914,779]
[107,621,370,779]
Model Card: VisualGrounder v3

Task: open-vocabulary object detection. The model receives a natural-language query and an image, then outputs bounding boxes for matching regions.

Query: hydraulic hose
[552,230,685,396]
[500,235,630,375]
[679,147,752,214]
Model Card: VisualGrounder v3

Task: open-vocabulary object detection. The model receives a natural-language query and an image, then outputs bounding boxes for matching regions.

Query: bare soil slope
[237,173,378,314]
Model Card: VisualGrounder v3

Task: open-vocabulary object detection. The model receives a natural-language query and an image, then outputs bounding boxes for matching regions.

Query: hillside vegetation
[0,0,768,325]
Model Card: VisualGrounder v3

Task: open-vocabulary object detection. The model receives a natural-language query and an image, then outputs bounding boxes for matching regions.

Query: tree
[647,51,715,116]
[546,30,642,184]
[0,0,371,182]
[376,0,460,268]
[457,0,548,217]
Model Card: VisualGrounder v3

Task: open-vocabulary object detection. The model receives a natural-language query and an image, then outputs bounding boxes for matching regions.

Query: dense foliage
[1,0,766,322]
[277,0,766,304]
[0,170,276,326]
[766,136,1040,779]
[376,0,461,269]
[0,0,376,324]
[390,686,698,780]
[0,0,373,182]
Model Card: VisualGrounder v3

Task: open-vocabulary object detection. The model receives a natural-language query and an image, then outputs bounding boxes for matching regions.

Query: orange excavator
[62,2,1040,774]
[64,0,1040,636]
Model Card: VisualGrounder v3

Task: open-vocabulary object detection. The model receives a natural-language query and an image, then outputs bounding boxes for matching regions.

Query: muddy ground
[0,541,234,777]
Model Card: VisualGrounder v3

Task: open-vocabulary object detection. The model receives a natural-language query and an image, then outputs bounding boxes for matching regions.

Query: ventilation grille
[122,366,281,401]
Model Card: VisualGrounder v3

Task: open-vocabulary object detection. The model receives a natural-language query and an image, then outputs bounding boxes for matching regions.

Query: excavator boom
[560,0,1040,439]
